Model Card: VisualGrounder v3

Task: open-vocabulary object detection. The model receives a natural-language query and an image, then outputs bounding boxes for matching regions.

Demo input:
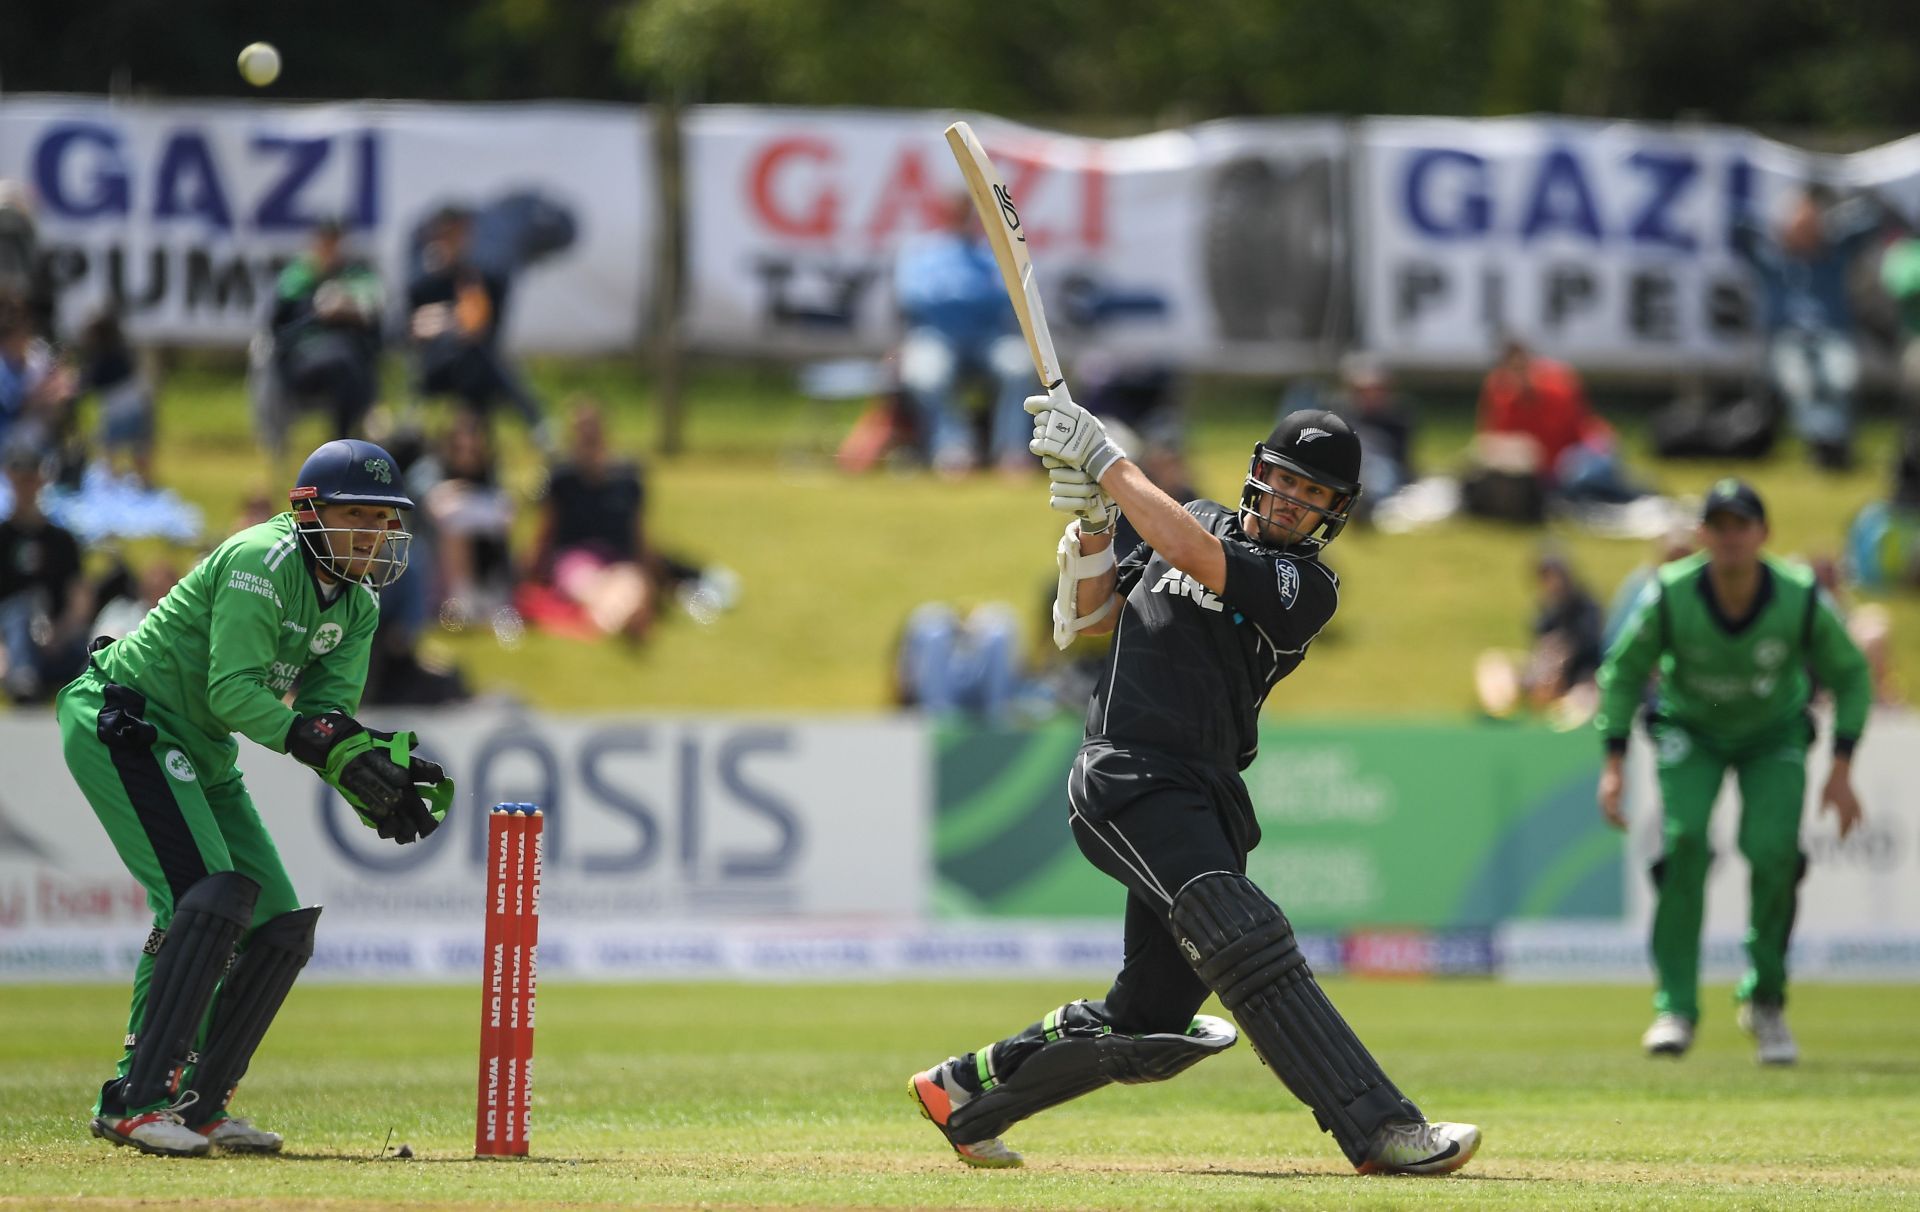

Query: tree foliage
[3,0,1917,130]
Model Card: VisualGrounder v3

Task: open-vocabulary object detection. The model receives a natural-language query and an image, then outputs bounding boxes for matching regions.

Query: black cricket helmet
[290,439,414,588]
[1240,409,1362,553]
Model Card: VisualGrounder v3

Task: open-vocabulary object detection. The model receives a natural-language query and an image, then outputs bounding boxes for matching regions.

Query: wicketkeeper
[1596,478,1869,1064]
[56,439,454,1156]
[908,396,1480,1175]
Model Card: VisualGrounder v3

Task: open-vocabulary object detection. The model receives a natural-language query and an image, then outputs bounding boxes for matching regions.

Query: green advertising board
[935,720,1619,930]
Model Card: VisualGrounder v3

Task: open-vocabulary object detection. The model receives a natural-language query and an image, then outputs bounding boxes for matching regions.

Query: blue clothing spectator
[1732,191,1885,469]
[894,195,1035,475]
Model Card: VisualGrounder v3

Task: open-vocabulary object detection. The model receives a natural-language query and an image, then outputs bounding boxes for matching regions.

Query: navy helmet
[290,439,414,587]
[1240,409,1362,554]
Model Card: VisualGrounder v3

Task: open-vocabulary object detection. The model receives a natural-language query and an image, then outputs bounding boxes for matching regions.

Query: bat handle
[1045,379,1075,411]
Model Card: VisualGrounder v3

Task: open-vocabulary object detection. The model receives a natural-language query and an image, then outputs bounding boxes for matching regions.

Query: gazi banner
[0,98,653,352]
[679,106,1350,373]
[1353,116,1890,372]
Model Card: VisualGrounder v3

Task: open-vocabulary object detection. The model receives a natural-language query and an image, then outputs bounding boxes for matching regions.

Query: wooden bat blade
[943,121,1066,392]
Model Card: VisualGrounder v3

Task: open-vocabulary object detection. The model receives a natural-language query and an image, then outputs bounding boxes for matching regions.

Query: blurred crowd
[0,183,733,710]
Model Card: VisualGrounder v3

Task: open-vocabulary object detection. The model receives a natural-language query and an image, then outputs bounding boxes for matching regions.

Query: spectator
[1808,555,1901,707]
[421,409,516,626]
[1603,525,1700,654]
[894,601,1038,721]
[894,193,1034,476]
[1845,425,1920,593]
[264,218,384,452]
[0,295,73,454]
[1881,229,1920,413]
[0,442,91,703]
[1732,186,1886,470]
[89,557,180,642]
[1468,338,1644,519]
[528,401,720,643]
[1340,355,1417,505]
[1475,547,1604,729]
[75,307,155,486]
[0,181,56,338]
[407,204,549,448]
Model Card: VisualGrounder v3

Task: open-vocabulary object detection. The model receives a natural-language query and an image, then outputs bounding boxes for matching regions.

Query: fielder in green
[1594,478,1868,1065]
[55,438,454,1157]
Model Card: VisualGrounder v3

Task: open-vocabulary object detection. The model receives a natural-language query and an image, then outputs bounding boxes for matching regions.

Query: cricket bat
[943,120,1071,407]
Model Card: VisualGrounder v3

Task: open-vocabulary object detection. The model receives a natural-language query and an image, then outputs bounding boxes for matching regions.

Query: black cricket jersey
[1086,500,1339,772]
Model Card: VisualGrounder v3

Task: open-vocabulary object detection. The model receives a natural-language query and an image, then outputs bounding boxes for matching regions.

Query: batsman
[1596,478,1869,1064]
[909,396,1480,1175]
[55,439,454,1157]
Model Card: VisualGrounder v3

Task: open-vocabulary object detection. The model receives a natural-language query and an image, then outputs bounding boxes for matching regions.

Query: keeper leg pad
[1170,871,1420,1166]
[180,906,322,1126]
[118,871,260,1111]
[948,1000,1236,1142]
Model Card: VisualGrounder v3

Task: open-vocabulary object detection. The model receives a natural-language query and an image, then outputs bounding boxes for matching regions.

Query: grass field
[3,980,1917,1210]
[99,359,1920,716]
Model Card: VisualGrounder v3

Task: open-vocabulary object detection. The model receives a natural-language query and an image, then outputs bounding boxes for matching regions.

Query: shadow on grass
[1199,1168,1535,1183]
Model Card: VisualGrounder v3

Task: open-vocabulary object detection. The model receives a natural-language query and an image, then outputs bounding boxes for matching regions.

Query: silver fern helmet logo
[363,458,392,484]
[1297,427,1332,443]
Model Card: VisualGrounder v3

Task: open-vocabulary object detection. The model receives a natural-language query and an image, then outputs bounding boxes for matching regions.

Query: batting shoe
[90,1103,211,1157]
[1641,1012,1695,1057]
[1358,1119,1481,1176]
[1737,1001,1799,1066]
[198,1114,285,1153]
[907,1058,1023,1169]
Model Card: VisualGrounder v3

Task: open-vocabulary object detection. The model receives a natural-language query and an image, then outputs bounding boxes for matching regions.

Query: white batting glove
[1026,392,1125,480]
[1047,461,1118,533]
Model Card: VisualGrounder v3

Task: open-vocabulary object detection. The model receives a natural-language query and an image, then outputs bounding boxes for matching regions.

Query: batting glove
[1025,392,1125,481]
[1047,461,1118,533]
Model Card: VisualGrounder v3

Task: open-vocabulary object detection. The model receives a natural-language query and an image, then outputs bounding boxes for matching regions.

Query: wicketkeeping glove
[1046,459,1117,533]
[287,713,455,845]
[1025,392,1126,480]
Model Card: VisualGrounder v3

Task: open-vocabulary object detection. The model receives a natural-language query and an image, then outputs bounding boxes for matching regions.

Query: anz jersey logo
[1152,567,1224,612]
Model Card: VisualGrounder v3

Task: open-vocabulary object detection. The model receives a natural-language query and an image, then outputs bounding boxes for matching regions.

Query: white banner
[680,107,1348,372]
[1353,116,1916,372]
[0,708,927,982]
[0,98,652,352]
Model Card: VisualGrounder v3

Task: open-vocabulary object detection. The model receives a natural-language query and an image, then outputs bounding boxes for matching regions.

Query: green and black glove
[287,713,455,844]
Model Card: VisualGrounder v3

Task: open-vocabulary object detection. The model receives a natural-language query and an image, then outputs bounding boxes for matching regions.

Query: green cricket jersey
[1595,552,1870,752]
[93,513,380,771]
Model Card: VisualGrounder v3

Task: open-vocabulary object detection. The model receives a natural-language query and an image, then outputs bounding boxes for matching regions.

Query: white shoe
[90,1105,210,1157]
[200,1115,285,1153]
[1358,1119,1481,1175]
[908,1057,1024,1169]
[1737,1002,1799,1066]
[1641,1012,1694,1056]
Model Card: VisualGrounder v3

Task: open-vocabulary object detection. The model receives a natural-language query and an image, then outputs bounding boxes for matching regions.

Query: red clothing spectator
[1476,347,1613,487]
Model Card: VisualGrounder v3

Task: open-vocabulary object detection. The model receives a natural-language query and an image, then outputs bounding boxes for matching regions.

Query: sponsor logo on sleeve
[1275,559,1300,609]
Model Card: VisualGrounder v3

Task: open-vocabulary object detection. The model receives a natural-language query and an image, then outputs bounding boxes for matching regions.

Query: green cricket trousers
[1647,714,1810,1023]
[55,665,300,1104]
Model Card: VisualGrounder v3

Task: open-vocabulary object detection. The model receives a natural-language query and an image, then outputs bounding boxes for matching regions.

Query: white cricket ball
[238,42,282,88]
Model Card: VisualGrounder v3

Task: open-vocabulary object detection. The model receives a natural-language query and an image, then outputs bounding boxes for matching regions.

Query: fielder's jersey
[1595,552,1869,751]
[1087,500,1339,772]
[91,513,379,770]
